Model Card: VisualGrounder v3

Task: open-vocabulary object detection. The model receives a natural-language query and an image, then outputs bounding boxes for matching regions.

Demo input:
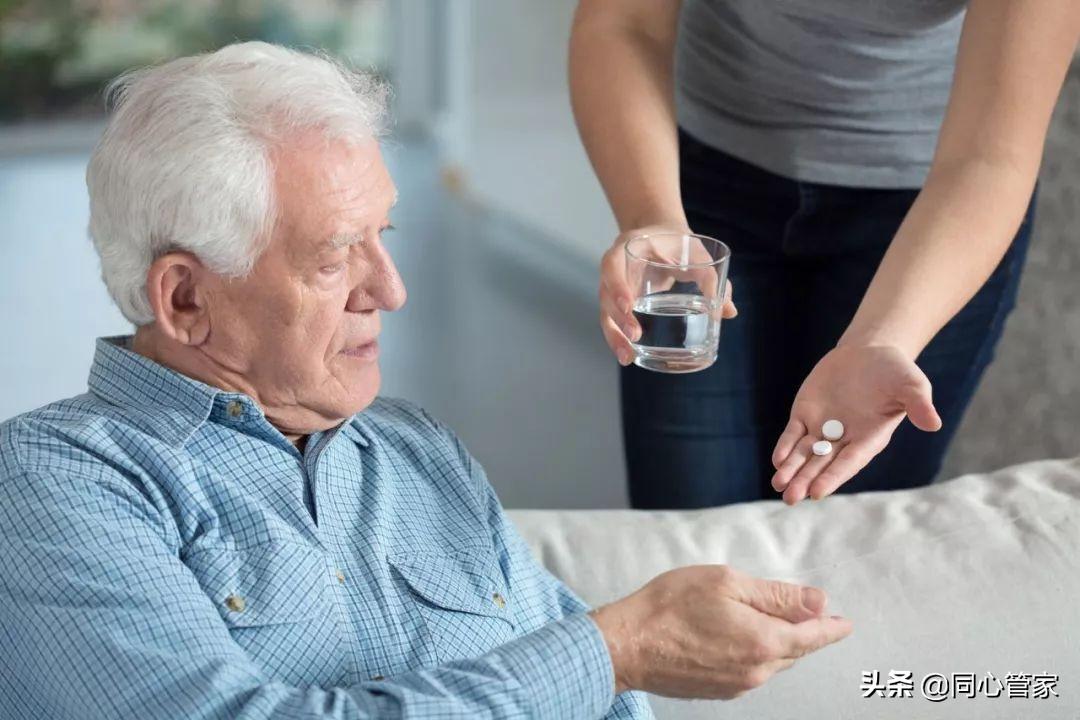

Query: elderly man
[0,43,851,719]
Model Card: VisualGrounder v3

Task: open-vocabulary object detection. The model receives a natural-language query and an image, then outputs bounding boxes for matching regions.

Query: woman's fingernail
[618,299,631,316]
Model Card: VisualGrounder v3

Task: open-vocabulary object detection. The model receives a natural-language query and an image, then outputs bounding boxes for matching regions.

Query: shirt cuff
[498,612,616,718]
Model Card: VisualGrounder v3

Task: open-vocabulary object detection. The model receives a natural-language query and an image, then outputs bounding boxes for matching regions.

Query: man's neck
[130,326,316,450]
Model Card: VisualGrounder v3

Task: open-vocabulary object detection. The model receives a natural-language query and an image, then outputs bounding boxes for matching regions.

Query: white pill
[812,440,833,456]
[822,419,845,441]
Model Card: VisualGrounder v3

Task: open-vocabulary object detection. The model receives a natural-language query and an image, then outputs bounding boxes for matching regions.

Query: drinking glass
[624,232,731,373]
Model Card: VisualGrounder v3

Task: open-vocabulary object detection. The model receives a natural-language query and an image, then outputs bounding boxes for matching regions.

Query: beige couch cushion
[508,458,1080,719]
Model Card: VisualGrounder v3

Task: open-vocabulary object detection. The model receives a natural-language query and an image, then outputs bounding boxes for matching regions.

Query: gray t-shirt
[676,0,968,188]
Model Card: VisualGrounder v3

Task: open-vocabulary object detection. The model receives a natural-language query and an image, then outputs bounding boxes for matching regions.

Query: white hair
[86,41,389,325]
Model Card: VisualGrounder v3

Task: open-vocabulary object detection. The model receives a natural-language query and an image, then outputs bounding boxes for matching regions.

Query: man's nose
[346,242,406,313]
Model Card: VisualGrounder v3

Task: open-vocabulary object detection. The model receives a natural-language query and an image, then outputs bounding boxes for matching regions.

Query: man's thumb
[742,580,828,623]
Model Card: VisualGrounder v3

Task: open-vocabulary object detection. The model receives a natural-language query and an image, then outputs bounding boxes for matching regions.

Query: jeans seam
[782,182,811,254]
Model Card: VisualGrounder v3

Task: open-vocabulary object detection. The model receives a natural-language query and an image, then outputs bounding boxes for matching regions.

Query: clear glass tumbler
[624,232,731,373]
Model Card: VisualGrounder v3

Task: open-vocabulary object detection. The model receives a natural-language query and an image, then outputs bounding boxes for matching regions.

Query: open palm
[770,344,943,504]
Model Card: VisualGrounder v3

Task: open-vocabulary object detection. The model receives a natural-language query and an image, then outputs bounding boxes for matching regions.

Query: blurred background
[2,0,1078,509]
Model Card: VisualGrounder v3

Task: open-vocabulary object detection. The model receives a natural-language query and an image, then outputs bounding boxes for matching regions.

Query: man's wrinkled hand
[589,565,852,699]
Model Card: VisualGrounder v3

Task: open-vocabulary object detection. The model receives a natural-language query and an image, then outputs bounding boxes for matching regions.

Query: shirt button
[227,400,243,418]
[224,594,246,613]
[335,569,346,584]
[492,592,506,609]
[370,674,385,681]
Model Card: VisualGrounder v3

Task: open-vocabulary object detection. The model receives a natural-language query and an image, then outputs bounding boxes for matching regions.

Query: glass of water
[624,232,730,373]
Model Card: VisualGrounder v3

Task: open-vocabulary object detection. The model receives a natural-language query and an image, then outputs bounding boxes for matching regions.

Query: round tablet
[812,440,833,456]
[822,419,845,441]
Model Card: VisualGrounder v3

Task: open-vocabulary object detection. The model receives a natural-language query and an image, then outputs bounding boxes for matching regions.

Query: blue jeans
[621,129,1036,509]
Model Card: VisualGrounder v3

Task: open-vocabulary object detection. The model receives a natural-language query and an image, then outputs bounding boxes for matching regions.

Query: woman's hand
[770,344,943,504]
[600,224,738,365]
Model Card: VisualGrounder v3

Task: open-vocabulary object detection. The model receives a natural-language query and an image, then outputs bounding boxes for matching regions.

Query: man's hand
[771,344,943,504]
[600,225,737,365]
[589,565,852,699]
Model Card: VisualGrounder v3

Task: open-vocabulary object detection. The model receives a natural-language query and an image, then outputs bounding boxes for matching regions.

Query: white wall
[439,0,618,265]
[0,134,131,420]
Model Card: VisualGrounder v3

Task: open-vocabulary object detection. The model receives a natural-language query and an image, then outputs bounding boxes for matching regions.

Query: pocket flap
[185,542,333,628]
[388,549,510,621]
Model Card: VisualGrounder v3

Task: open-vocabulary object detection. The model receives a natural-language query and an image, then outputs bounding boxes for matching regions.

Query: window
[0,0,390,124]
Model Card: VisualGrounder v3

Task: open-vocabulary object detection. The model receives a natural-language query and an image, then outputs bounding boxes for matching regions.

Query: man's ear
[145,252,213,346]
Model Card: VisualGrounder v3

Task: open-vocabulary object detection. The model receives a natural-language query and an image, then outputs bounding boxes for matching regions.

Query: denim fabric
[0,337,652,719]
[622,128,1034,509]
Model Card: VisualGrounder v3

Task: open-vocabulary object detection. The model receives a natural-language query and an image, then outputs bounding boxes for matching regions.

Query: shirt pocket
[388,547,517,663]
[184,541,352,685]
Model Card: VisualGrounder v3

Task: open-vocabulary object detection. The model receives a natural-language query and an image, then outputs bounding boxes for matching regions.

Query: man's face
[203,131,405,432]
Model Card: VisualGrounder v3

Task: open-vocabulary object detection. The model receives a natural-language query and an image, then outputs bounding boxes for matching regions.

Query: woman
[569,0,1080,509]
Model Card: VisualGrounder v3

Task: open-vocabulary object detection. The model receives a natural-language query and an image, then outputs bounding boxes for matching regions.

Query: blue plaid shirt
[0,337,653,720]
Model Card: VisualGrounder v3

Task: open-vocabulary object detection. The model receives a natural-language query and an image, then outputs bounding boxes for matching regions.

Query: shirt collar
[340,414,371,448]
[87,336,221,446]
[87,335,372,449]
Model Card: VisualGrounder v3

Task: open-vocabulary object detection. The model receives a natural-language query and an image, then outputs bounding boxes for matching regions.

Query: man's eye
[320,262,346,274]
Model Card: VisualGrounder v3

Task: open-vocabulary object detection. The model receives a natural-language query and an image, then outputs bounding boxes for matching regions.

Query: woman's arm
[571,0,736,365]
[842,0,1080,355]
[773,0,1080,503]
[569,0,685,235]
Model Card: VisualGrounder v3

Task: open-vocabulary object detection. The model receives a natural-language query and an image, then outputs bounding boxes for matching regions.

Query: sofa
[508,457,1080,719]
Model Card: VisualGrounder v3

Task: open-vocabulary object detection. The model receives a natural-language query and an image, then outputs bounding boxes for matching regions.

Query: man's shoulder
[0,392,172,500]
[0,394,111,475]
[0,394,175,545]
